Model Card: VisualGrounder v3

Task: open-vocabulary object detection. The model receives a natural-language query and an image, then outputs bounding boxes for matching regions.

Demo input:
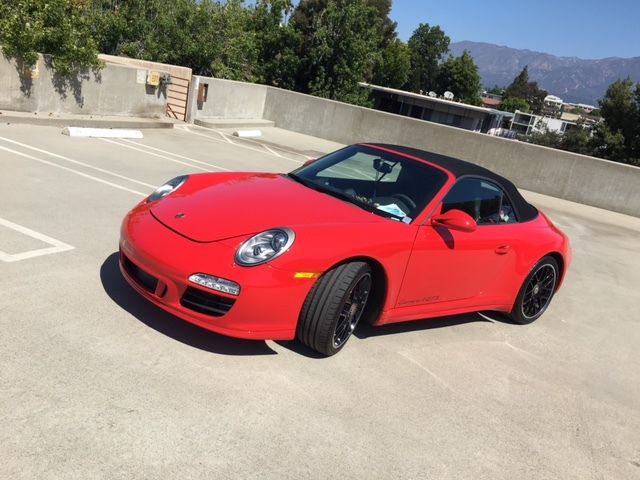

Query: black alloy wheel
[509,256,559,325]
[297,262,374,356]
[332,272,372,349]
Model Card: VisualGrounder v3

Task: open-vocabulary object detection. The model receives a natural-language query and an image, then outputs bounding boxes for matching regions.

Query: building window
[409,106,423,119]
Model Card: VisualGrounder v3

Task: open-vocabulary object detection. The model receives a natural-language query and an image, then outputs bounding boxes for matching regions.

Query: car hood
[150,172,382,242]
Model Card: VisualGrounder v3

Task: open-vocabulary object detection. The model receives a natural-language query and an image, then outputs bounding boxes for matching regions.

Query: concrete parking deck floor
[1,123,639,480]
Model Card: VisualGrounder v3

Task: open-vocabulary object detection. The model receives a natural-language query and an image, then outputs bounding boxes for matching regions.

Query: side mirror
[302,158,316,167]
[431,209,477,233]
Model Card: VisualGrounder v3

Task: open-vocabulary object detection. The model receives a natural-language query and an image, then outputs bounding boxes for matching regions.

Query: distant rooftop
[544,95,564,104]
[481,96,501,108]
[359,83,511,115]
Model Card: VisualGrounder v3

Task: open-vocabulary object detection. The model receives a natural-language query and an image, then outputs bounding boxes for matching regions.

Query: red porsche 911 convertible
[119,143,570,355]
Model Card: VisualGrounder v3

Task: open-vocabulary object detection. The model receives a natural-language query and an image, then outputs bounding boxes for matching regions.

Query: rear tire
[297,262,372,356]
[509,256,559,325]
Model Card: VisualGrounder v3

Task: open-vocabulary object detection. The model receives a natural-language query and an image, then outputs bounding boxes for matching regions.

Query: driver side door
[397,177,519,311]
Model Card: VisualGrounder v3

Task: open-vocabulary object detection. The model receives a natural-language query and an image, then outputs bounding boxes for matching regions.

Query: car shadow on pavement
[355,311,514,339]
[272,340,330,359]
[100,253,277,356]
[274,312,517,358]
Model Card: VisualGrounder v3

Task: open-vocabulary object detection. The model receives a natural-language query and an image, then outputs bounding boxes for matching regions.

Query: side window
[441,178,518,225]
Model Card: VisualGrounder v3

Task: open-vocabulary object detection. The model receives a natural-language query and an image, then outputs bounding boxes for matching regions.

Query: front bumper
[119,207,313,340]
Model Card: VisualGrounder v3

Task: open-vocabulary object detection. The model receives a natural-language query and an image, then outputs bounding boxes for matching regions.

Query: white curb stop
[233,130,262,138]
[62,127,144,139]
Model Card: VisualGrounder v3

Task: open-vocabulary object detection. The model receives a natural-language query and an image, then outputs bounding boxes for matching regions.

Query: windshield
[288,145,448,222]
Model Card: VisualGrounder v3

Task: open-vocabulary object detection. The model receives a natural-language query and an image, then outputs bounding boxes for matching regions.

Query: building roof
[367,143,539,221]
[360,83,495,114]
[560,112,581,122]
[481,97,501,108]
[544,95,564,104]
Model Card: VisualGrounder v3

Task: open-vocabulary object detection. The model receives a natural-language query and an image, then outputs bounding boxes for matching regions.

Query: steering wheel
[391,194,417,210]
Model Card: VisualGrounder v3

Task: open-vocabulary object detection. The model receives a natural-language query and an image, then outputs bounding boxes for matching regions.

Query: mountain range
[450,41,640,105]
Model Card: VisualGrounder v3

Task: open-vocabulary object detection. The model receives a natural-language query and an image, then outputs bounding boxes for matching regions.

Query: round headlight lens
[235,228,295,266]
[147,175,188,203]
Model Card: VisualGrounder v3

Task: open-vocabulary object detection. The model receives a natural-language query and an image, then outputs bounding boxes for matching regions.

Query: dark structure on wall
[361,83,513,134]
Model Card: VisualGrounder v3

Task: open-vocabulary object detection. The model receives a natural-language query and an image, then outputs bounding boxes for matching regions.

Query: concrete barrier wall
[0,53,166,117]
[264,87,640,216]
[99,54,192,121]
[189,76,267,122]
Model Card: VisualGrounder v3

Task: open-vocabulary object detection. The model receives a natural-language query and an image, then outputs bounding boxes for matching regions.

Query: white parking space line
[118,139,232,171]
[260,143,283,158]
[477,312,499,322]
[228,134,312,161]
[100,138,221,172]
[176,125,305,165]
[0,217,74,262]
[204,127,312,161]
[0,135,156,189]
[211,129,234,144]
[0,145,148,197]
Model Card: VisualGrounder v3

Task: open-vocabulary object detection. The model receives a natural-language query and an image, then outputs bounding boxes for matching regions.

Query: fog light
[189,274,240,296]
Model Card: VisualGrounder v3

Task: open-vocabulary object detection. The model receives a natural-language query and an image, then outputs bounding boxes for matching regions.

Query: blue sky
[390,0,640,59]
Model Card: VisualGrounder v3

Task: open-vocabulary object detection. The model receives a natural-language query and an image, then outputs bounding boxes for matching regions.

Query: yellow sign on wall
[146,71,160,87]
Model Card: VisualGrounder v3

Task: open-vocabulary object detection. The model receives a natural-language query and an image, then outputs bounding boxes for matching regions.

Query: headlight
[235,228,295,266]
[147,175,188,203]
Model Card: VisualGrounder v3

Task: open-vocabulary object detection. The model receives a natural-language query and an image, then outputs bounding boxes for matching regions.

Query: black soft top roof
[368,143,539,222]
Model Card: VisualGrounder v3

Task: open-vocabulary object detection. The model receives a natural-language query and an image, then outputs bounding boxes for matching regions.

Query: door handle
[495,245,511,255]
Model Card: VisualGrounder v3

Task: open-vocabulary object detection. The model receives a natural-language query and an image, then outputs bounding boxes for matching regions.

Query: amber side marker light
[294,272,321,279]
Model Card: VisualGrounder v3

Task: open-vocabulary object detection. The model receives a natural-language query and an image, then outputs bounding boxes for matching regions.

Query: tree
[560,123,592,156]
[0,0,101,76]
[599,78,639,159]
[292,0,395,97]
[363,0,396,49]
[436,50,482,105]
[252,0,301,89]
[523,123,562,149]
[90,0,222,76]
[486,85,505,96]
[595,79,640,164]
[589,122,628,163]
[371,38,410,89]
[299,0,381,105]
[503,66,547,114]
[499,97,530,113]
[292,0,394,43]
[406,23,449,93]
[209,0,259,82]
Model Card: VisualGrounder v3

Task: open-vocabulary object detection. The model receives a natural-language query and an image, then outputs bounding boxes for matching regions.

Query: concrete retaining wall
[0,53,166,117]
[188,76,267,122]
[99,54,192,121]
[191,77,640,217]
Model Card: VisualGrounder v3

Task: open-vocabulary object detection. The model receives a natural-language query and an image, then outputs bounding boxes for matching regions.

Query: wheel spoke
[520,264,557,320]
[333,273,372,348]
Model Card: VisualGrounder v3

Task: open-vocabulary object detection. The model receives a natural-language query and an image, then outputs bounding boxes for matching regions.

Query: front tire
[509,256,559,325]
[297,262,373,356]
